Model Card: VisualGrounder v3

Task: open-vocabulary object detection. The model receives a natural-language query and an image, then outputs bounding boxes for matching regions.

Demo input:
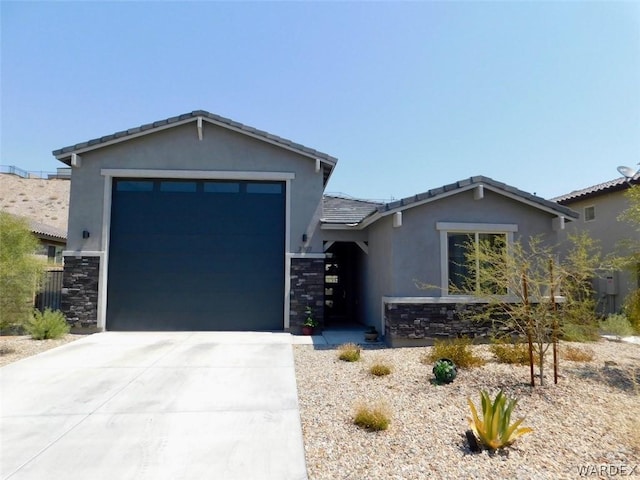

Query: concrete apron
[0,332,308,480]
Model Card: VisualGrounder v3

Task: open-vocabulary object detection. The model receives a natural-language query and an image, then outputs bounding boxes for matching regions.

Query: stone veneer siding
[289,257,324,333]
[61,256,100,331]
[384,301,504,347]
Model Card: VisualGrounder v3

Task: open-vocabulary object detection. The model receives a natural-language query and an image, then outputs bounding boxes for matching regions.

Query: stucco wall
[558,190,638,313]
[66,121,325,254]
[362,188,565,328]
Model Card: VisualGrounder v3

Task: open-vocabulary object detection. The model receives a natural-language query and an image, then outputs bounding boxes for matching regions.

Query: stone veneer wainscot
[289,257,324,333]
[61,256,100,331]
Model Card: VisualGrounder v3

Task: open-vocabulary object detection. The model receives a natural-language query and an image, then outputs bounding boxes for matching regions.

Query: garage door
[106,178,285,331]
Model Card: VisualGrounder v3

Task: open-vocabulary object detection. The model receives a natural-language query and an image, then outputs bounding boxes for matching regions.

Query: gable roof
[322,194,382,225]
[552,174,640,204]
[52,110,338,185]
[322,176,578,230]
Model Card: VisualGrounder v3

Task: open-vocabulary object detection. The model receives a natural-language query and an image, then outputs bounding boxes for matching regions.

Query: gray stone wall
[61,256,100,331]
[384,302,505,347]
[290,257,324,333]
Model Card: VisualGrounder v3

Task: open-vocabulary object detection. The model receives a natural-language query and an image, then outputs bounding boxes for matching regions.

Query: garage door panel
[107,179,285,331]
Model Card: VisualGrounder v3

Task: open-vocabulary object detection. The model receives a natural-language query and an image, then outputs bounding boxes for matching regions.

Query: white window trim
[436,222,517,295]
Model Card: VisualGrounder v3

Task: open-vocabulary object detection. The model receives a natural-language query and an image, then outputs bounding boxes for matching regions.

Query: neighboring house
[29,219,66,265]
[53,110,577,345]
[553,175,640,316]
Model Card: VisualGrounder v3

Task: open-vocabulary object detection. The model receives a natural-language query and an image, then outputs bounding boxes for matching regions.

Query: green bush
[560,321,600,342]
[489,338,532,365]
[432,358,457,384]
[425,337,485,368]
[599,313,635,337]
[0,212,45,331]
[26,309,70,340]
[353,402,390,431]
[338,343,361,362]
[623,289,640,333]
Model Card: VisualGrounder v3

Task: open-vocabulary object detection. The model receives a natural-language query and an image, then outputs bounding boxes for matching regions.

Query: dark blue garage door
[106,178,285,331]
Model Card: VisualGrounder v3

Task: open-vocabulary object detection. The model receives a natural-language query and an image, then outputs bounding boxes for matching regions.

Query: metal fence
[35,270,64,312]
[0,164,71,180]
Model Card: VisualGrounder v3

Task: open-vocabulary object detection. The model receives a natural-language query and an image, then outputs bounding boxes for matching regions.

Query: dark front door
[106,178,285,331]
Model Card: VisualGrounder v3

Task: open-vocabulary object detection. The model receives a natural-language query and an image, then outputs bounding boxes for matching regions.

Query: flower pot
[364,332,378,342]
[302,326,315,335]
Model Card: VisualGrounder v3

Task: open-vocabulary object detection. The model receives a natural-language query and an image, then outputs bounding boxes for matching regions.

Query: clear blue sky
[2,1,639,201]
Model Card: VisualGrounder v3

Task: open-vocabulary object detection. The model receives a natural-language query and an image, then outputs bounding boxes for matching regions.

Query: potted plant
[364,325,379,342]
[301,306,318,335]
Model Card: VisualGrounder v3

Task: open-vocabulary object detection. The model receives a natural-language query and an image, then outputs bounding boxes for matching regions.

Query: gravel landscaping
[294,340,640,480]
[0,334,83,367]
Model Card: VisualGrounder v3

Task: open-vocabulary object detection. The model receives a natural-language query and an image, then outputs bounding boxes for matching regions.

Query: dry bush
[560,345,594,362]
[423,337,486,368]
[369,362,392,376]
[353,401,391,431]
[337,343,361,362]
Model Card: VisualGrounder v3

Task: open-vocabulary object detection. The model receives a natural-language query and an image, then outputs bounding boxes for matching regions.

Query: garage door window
[204,182,240,194]
[246,183,282,194]
[116,180,154,192]
[160,181,197,193]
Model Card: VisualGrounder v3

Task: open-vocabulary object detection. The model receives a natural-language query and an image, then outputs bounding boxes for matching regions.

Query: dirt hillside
[0,174,70,232]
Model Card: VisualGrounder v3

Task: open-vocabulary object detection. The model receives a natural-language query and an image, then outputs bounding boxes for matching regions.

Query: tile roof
[28,218,67,241]
[552,175,639,204]
[52,110,338,179]
[322,195,382,224]
[377,176,579,219]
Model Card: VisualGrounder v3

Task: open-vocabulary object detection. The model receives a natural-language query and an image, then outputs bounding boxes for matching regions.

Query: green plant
[623,289,640,333]
[26,308,70,340]
[353,402,390,431]
[599,313,635,337]
[425,337,485,368]
[432,358,457,384]
[369,362,392,376]
[338,343,361,362]
[467,390,533,450]
[560,321,600,342]
[489,338,532,365]
[560,345,594,362]
[302,306,318,327]
[0,212,46,331]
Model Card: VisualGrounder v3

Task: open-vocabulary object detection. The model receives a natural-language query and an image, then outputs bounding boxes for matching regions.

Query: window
[437,222,517,295]
[584,206,595,222]
[204,182,240,193]
[116,180,154,192]
[160,181,197,193]
[246,183,282,194]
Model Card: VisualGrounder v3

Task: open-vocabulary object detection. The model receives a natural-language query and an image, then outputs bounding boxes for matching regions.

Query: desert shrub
[353,402,390,431]
[369,362,392,376]
[560,345,594,362]
[338,343,361,362]
[623,289,640,333]
[424,337,485,368]
[0,212,45,331]
[489,338,531,365]
[467,390,532,450]
[561,321,599,342]
[26,308,70,340]
[599,313,635,337]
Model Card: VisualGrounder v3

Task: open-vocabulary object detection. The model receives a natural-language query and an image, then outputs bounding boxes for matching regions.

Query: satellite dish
[617,164,639,181]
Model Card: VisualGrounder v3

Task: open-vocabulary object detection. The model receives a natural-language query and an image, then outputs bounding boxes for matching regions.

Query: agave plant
[467,390,533,450]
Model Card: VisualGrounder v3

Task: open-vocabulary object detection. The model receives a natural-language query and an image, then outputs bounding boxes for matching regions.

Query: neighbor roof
[52,110,338,185]
[323,176,578,230]
[322,195,382,225]
[28,218,67,242]
[552,175,640,204]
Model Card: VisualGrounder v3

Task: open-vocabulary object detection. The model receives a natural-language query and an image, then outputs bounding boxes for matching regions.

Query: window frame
[436,222,517,296]
[584,205,596,222]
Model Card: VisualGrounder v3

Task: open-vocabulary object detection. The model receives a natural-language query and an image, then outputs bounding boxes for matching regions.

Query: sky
[1,1,639,201]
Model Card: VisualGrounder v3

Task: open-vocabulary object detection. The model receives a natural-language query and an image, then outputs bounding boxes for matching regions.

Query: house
[553,174,640,316]
[53,110,578,344]
[29,219,66,265]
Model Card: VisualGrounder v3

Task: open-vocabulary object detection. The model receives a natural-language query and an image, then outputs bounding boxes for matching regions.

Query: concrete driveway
[0,332,307,480]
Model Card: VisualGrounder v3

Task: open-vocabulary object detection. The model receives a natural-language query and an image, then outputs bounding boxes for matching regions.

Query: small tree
[0,212,45,331]
[618,185,640,331]
[454,233,600,386]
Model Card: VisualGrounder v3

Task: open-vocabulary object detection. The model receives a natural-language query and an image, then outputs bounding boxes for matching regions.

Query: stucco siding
[66,122,325,253]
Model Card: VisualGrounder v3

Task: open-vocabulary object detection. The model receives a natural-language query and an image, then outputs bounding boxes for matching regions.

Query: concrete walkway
[0,332,307,480]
